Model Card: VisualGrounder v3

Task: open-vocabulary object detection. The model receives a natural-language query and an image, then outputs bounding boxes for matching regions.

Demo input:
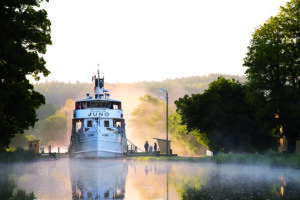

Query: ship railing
[126,139,144,153]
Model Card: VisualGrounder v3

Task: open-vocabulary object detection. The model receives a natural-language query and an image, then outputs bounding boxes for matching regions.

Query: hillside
[34,74,246,107]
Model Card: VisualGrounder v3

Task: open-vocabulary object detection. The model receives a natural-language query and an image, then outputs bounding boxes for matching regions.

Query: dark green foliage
[0,165,36,199]
[0,0,52,148]
[181,172,300,200]
[168,112,206,155]
[175,77,277,153]
[243,0,300,151]
[9,133,30,149]
[0,148,37,162]
[9,103,58,149]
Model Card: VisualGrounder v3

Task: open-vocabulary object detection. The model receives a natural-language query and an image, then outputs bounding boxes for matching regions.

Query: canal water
[0,158,300,200]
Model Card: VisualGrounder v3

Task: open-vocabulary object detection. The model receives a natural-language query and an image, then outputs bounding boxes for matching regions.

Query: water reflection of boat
[70,159,128,200]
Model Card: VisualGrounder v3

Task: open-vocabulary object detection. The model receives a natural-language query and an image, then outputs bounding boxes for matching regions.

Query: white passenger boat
[69,70,127,158]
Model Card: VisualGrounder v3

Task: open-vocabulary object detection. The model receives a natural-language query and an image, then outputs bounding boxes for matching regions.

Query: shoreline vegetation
[0,148,38,163]
[1,149,300,169]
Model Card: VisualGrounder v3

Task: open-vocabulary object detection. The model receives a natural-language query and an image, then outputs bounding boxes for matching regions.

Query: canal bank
[126,152,300,169]
[1,148,300,169]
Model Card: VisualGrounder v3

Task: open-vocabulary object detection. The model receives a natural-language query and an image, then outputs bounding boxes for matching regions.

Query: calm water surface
[0,158,300,200]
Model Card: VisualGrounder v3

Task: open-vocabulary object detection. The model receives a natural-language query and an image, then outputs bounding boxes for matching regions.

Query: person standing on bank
[144,141,149,152]
[154,142,157,152]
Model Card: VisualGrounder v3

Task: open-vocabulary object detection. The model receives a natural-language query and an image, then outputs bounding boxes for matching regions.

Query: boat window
[76,121,82,130]
[113,119,124,134]
[84,101,122,108]
[87,120,93,127]
[116,121,121,127]
[111,102,121,110]
[75,102,80,110]
[94,118,99,127]
[73,119,83,133]
[76,102,86,109]
[75,102,86,109]
[89,101,112,108]
[80,102,85,109]
[104,190,109,198]
[113,119,124,127]
[95,78,104,88]
[105,102,111,108]
[95,79,98,87]
[104,120,110,127]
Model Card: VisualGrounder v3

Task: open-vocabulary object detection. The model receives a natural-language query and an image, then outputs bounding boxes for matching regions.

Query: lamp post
[159,88,168,155]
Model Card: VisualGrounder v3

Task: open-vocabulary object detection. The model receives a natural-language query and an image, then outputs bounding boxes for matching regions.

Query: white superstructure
[69,70,127,158]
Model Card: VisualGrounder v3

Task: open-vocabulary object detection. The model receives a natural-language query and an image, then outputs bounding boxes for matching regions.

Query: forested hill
[34,74,246,107]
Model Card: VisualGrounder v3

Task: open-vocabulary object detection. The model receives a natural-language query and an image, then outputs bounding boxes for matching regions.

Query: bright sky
[41,0,288,83]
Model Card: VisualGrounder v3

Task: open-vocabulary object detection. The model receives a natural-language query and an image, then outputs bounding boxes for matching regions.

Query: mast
[93,67,109,100]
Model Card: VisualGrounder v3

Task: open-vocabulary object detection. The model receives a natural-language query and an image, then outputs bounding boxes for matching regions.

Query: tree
[131,95,165,132]
[130,94,205,155]
[40,114,67,145]
[168,112,206,155]
[243,0,300,152]
[130,95,166,148]
[9,133,35,149]
[175,77,276,153]
[0,0,52,148]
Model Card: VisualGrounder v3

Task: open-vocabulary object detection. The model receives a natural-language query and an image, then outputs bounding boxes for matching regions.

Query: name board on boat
[74,110,123,118]
[88,111,109,117]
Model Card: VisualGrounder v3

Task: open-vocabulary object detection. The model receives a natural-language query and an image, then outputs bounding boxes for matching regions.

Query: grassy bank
[0,148,38,163]
[128,152,300,169]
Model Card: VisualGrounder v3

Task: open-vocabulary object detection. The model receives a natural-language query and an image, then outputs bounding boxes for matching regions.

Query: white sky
[41,0,288,83]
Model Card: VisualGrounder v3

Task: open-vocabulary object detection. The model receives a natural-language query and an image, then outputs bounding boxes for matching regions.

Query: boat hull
[70,150,124,158]
[69,133,127,158]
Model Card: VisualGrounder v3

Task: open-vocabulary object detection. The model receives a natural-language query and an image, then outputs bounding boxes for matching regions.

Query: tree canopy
[40,114,67,145]
[243,0,300,151]
[130,94,205,155]
[175,77,276,153]
[0,0,52,148]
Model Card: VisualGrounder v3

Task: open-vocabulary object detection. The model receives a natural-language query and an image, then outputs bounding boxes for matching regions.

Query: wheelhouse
[75,100,122,110]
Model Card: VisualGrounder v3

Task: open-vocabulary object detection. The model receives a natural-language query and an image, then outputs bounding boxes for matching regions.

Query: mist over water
[1,158,300,200]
